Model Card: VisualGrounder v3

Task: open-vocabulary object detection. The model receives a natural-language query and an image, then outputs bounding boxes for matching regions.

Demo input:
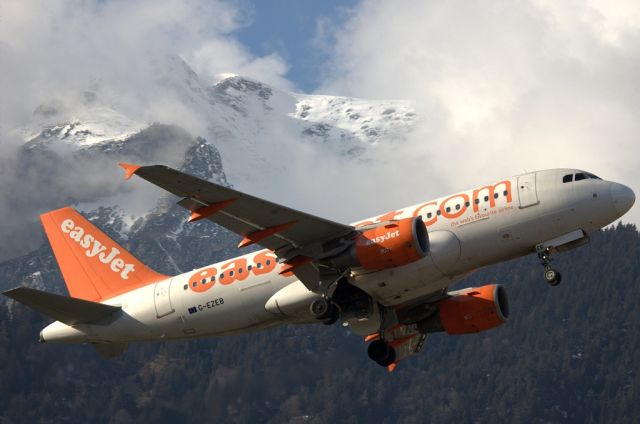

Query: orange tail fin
[40,207,168,301]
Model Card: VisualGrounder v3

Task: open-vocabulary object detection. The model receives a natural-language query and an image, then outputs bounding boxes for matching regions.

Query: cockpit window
[562,174,573,183]
[585,172,601,180]
[575,173,587,181]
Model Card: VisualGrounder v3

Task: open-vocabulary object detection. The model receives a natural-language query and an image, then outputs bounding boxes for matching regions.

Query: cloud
[317,0,640,223]
[0,0,294,260]
[0,0,291,127]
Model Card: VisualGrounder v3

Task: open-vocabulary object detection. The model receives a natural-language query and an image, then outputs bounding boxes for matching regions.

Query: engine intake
[330,217,429,270]
[419,284,509,335]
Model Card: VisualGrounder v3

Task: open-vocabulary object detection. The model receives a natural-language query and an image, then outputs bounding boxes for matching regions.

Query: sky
[234,0,358,93]
[0,0,639,259]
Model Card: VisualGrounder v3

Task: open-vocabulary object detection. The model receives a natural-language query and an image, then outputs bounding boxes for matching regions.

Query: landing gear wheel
[367,340,396,366]
[544,268,562,286]
[310,298,331,319]
[537,245,562,287]
[310,298,340,324]
[322,304,340,326]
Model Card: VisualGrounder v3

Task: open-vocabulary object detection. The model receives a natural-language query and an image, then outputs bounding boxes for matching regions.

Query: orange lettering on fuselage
[440,193,469,219]
[219,258,248,285]
[189,267,218,293]
[187,250,285,292]
[412,180,513,226]
[472,181,512,212]
[413,201,438,226]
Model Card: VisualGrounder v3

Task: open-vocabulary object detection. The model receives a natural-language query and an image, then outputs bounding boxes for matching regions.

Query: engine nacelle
[419,284,509,335]
[331,217,429,270]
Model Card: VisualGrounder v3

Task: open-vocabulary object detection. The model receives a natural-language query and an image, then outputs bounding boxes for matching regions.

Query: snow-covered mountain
[1,56,417,294]
[22,56,417,178]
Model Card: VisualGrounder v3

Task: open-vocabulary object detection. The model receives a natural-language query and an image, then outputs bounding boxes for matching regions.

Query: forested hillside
[1,224,638,424]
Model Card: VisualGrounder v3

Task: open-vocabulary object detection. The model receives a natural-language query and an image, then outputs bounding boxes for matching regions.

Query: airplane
[3,165,635,370]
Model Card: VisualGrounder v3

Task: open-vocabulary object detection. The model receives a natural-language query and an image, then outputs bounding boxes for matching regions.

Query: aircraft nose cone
[610,183,635,216]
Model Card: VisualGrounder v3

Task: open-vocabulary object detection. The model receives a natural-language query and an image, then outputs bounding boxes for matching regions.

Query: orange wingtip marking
[364,333,380,343]
[118,162,141,180]
[387,363,397,373]
[278,255,312,275]
[238,221,297,248]
[188,199,237,223]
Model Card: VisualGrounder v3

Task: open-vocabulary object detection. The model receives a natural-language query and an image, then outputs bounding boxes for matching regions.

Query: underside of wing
[120,163,357,290]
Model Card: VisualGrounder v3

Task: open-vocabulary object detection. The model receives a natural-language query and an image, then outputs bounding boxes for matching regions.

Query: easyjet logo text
[188,251,293,293]
[365,230,400,246]
[357,180,513,229]
[60,219,135,280]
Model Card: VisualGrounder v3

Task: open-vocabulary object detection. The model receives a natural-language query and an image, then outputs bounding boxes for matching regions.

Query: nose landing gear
[537,245,562,286]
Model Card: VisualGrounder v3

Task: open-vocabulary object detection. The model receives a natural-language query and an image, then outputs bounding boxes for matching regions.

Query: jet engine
[330,217,429,270]
[418,284,509,335]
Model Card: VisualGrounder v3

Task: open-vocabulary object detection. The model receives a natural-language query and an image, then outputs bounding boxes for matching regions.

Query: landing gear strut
[310,298,340,325]
[367,340,396,367]
[537,245,562,286]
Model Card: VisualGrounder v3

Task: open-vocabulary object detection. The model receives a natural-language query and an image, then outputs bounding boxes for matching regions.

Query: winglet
[119,162,141,180]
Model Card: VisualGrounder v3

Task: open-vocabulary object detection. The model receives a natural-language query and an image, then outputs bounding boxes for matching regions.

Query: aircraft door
[153,278,175,318]
[517,173,539,208]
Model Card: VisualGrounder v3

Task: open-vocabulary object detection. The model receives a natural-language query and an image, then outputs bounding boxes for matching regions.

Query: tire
[544,268,559,285]
[310,298,331,319]
[377,347,396,367]
[322,304,340,325]
[367,340,390,363]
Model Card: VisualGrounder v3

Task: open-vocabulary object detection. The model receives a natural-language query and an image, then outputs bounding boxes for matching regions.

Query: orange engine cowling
[332,217,429,270]
[419,284,509,335]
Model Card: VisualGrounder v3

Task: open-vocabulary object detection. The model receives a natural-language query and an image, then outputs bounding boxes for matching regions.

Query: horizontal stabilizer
[3,287,121,326]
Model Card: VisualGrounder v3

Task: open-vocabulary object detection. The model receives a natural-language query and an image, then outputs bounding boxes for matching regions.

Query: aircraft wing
[120,163,357,290]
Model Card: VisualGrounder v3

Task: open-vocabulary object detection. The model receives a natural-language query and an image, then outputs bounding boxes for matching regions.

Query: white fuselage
[41,169,634,344]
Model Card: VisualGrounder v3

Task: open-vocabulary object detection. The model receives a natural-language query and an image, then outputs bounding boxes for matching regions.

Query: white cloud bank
[318,0,640,223]
[0,0,291,131]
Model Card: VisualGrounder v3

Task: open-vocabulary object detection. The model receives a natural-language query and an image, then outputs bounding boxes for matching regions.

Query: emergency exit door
[517,173,539,208]
[154,278,175,318]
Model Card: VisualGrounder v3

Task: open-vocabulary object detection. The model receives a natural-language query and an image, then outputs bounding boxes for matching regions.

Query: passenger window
[503,190,508,196]
[192,281,197,287]
[201,278,206,284]
[436,210,441,215]
[575,173,586,181]
[257,263,262,269]
[220,273,224,278]
[562,174,573,183]
[493,193,499,199]
[484,196,489,202]
[183,284,188,290]
[238,268,243,274]
[248,265,252,271]
[465,201,470,207]
[266,260,271,266]
[474,199,480,205]
[427,212,432,219]
[229,271,234,277]
[445,207,451,213]
[455,204,460,210]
